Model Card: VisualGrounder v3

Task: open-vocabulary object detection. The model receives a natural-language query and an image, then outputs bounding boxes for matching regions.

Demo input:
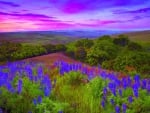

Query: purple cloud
[0,11,54,19]
[113,7,150,14]
[0,1,20,7]
[50,0,150,14]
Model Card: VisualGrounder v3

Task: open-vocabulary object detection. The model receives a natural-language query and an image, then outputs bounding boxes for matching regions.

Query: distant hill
[0,30,123,44]
[112,30,150,42]
[0,31,77,44]
[0,30,149,44]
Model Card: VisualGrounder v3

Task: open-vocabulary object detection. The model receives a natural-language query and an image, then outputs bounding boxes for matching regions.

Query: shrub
[0,41,21,61]
[127,42,142,51]
[43,44,56,53]
[74,47,87,61]
[55,44,66,52]
[87,40,119,65]
[113,35,129,46]
[75,38,94,49]
[113,51,150,75]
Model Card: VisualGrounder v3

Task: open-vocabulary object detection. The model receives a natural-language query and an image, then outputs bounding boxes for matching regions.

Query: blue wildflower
[110,99,115,105]
[128,96,133,103]
[115,106,120,113]
[118,89,122,97]
[33,98,37,105]
[122,104,127,113]
[37,96,42,104]
[58,111,63,113]
[18,79,22,94]
[0,108,3,113]
[101,100,105,108]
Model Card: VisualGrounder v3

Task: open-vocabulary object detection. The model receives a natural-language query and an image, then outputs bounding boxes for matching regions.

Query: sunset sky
[0,0,150,32]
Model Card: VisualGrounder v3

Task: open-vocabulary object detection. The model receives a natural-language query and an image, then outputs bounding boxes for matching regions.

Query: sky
[0,0,150,32]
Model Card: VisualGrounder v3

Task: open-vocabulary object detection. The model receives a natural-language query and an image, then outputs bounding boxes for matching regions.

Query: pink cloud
[62,1,87,14]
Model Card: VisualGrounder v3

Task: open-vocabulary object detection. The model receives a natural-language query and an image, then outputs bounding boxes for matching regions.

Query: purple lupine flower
[37,96,42,104]
[128,96,133,103]
[125,76,131,87]
[17,79,22,94]
[44,87,51,96]
[134,75,140,83]
[112,89,117,96]
[0,108,3,113]
[132,83,139,98]
[133,89,139,98]
[101,100,105,108]
[118,89,122,97]
[141,79,147,89]
[59,111,63,113]
[33,98,37,105]
[6,82,14,93]
[108,82,117,96]
[110,99,115,105]
[103,87,107,95]
[122,104,127,113]
[115,106,120,113]
[147,84,150,93]
[122,78,128,89]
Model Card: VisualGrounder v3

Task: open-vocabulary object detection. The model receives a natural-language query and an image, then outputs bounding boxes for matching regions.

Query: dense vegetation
[0,41,66,63]
[0,34,149,77]
[65,35,150,78]
[0,61,150,113]
[0,34,150,113]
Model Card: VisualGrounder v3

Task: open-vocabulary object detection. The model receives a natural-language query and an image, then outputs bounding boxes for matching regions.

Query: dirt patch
[24,52,80,66]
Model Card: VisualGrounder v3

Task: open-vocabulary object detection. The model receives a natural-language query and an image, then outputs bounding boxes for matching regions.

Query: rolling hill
[0,30,149,44]
[112,30,150,42]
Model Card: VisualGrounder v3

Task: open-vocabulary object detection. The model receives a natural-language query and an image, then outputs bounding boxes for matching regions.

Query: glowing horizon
[0,0,150,32]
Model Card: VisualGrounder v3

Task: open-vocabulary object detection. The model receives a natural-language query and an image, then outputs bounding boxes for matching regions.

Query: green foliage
[97,35,112,41]
[0,76,42,113]
[12,44,47,60]
[74,47,87,61]
[0,41,21,61]
[114,51,150,75]
[102,60,115,70]
[55,44,66,52]
[60,71,87,86]
[75,38,94,49]
[43,44,56,53]
[35,97,68,113]
[113,35,129,46]
[88,77,108,99]
[53,72,110,113]
[87,40,119,65]
[127,42,142,51]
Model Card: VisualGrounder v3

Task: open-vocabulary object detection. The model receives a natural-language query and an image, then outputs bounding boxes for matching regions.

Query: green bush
[74,47,87,61]
[113,51,150,75]
[97,35,112,41]
[87,40,119,65]
[113,35,129,46]
[127,42,142,51]
[75,38,94,49]
[43,44,56,53]
[0,41,21,62]
[55,44,66,52]
[12,44,47,60]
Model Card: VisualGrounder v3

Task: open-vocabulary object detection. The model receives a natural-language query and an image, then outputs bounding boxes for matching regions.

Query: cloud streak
[0,0,150,31]
[114,7,150,14]
[0,1,20,7]
[50,0,150,14]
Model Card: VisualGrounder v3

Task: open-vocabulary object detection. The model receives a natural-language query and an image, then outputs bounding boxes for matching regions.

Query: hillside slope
[112,30,150,42]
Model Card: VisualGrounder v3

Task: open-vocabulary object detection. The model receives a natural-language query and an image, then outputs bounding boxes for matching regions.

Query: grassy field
[1,30,149,45]
[0,31,78,44]
[112,30,150,42]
